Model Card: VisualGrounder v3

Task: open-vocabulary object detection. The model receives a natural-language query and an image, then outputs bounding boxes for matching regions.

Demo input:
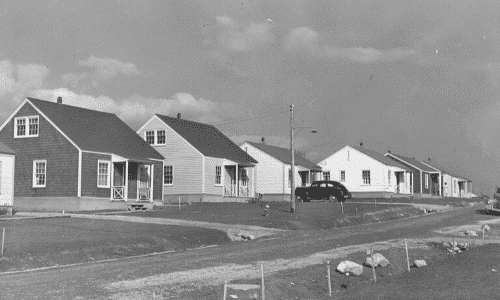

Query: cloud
[60,56,142,89]
[215,16,275,53]
[28,88,242,125]
[0,60,50,103]
[285,26,416,63]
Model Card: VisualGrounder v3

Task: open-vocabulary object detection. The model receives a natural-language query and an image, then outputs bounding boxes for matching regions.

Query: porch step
[127,203,150,211]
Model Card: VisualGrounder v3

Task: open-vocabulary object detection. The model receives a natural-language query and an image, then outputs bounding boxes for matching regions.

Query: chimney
[360,142,363,148]
[57,96,62,104]
[428,158,431,162]
[388,150,391,153]
[177,113,181,119]
[261,137,265,144]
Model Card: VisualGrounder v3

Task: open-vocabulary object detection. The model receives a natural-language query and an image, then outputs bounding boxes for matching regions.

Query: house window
[239,169,248,186]
[425,174,429,189]
[323,171,330,181]
[362,170,371,185]
[157,130,166,145]
[215,166,222,185]
[388,170,391,184]
[164,165,173,185]
[145,131,155,144]
[15,116,39,138]
[33,160,46,188]
[340,170,345,182]
[97,161,111,188]
[145,130,166,145]
[410,173,412,187]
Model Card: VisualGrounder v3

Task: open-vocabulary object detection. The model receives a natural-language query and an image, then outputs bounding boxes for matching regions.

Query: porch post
[150,163,154,202]
[411,173,414,195]
[252,167,256,197]
[235,164,239,197]
[125,160,129,201]
[110,162,114,200]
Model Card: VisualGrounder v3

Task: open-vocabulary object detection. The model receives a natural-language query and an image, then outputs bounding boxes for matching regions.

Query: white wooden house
[239,140,322,201]
[420,159,472,198]
[317,145,412,198]
[137,114,258,203]
[0,142,15,214]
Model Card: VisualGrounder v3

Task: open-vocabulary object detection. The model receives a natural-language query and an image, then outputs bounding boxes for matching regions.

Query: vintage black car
[295,180,351,202]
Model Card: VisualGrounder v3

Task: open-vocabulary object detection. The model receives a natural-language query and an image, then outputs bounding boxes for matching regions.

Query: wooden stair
[127,203,153,211]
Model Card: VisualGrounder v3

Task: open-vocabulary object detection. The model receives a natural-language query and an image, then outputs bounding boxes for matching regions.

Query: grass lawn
[113,201,427,230]
[350,196,487,207]
[0,217,230,272]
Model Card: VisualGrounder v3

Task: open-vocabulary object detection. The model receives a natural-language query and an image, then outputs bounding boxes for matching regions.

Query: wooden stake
[261,264,265,300]
[223,280,227,300]
[468,235,471,251]
[375,198,377,208]
[405,238,410,272]
[327,261,332,297]
[1,228,4,255]
[178,196,181,211]
[371,246,377,283]
[483,227,485,240]
[452,237,455,257]
[153,291,155,300]
[341,201,344,214]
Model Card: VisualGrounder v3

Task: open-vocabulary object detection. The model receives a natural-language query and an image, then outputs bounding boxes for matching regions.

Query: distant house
[385,152,441,197]
[420,159,472,198]
[0,97,164,212]
[0,142,15,214]
[317,145,412,198]
[239,140,322,201]
[137,114,258,203]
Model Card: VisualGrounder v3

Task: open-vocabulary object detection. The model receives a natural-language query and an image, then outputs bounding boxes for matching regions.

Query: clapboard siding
[81,152,112,198]
[205,157,224,195]
[0,102,79,197]
[240,143,285,194]
[138,117,203,194]
[0,154,14,206]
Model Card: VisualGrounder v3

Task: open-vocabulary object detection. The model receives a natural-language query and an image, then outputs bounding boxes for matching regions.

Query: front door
[138,165,151,200]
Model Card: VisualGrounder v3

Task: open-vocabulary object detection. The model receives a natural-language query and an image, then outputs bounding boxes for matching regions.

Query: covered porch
[110,157,161,202]
[223,161,255,198]
[298,169,322,187]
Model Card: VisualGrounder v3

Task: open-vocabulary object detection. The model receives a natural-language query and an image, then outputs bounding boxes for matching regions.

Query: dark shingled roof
[245,141,321,171]
[28,98,164,161]
[0,141,14,155]
[155,114,257,164]
[421,160,471,181]
[351,146,409,170]
[385,152,439,172]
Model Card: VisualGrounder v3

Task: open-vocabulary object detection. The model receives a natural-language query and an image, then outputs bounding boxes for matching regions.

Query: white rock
[337,261,363,276]
[414,260,427,268]
[247,234,255,240]
[465,230,478,237]
[372,253,390,267]
[482,224,491,232]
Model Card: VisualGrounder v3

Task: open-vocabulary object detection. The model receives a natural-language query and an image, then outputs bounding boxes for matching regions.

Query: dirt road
[0,207,489,299]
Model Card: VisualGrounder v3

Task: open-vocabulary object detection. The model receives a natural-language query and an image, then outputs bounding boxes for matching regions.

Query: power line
[212,109,289,126]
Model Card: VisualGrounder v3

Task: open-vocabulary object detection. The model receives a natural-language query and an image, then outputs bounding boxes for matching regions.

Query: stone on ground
[465,230,478,237]
[414,260,427,268]
[337,261,363,276]
[482,224,491,232]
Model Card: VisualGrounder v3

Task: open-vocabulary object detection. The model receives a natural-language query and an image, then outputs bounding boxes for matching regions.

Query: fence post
[327,261,332,297]
[405,238,410,272]
[261,264,265,300]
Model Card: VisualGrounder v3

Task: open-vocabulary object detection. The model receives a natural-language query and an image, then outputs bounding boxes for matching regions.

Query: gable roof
[350,146,409,170]
[385,152,439,172]
[0,141,14,155]
[420,160,470,181]
[245,141,321,170]
[27,98,164,161]
[155,114,257,165]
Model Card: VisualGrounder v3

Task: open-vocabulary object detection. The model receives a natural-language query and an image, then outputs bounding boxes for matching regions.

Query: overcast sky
[0,0,499,195]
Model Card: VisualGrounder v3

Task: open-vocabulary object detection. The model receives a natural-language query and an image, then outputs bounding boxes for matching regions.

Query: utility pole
[290,104,296,213]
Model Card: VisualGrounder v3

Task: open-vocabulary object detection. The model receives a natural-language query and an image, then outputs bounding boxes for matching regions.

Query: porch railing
[113,186,125,200]
[138,188,150,201]
[224,185,236,197]
[239,186,250,197]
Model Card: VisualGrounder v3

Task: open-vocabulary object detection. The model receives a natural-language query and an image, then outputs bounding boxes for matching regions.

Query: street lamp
[290,104,318,213]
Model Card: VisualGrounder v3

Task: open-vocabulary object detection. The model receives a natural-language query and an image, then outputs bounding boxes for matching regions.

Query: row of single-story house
[317,144,473,199]
[0,97,477,212]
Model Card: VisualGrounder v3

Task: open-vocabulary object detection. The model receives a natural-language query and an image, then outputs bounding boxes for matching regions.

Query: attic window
[145,130,166,145]
[15,116,39,138]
